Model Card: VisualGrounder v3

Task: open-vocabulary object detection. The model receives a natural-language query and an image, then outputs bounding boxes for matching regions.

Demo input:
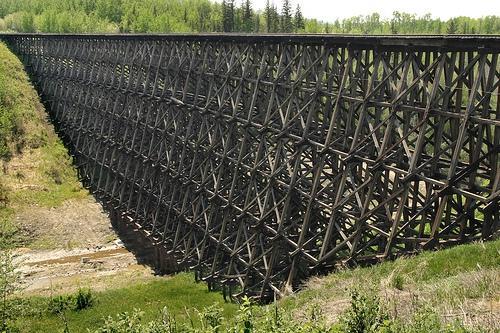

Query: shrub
[47,288,96,314]
[74,288,95,311]
[47,295,73,315]
[0,180,8,208]
[93,309,144,333]
[197,304,223,332]
[0,321,20,333]
[0,250,20,331]
[338,290,389,333]
[46,166,63,185]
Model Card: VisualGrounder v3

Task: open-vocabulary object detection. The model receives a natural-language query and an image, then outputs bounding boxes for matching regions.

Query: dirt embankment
[11,197,156,296]
[9,185,157,296]
[0,41,157,296]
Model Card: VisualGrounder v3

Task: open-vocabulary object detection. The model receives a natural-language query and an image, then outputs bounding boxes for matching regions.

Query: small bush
[0,321,20,333]
[47,295,73,315]
[0,250,21,332]
[74,288,95,311]
[47,288,96,314]
[0,180,8,208]
[338,290,389,333]
[27,132,48,149]
[197,303,223,332]
[14,171,25,182]
[93,309,144,333]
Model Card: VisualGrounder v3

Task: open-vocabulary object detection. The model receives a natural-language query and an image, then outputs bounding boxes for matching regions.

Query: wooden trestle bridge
[1,34,498,301]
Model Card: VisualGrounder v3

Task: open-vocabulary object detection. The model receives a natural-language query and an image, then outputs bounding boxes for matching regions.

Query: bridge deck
[1,33,500,50]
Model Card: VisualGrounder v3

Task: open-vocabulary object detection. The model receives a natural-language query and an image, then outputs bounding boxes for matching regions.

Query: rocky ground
[11,197,158,296]
[14,240,156,296]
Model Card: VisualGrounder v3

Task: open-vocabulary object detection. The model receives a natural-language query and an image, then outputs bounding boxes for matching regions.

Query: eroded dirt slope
[0,42,157,296]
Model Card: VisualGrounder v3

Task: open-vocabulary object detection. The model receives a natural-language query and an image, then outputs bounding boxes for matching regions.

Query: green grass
[0,207,17,249]
[0,42,89,249]
[14,273,238,333]
[281,239,500,313]
[11,240,499,332]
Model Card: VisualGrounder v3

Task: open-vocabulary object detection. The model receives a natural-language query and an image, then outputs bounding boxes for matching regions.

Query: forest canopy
[0,0,498,34]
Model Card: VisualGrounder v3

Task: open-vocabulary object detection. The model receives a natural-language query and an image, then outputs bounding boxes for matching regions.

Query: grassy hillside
[9,240,498,332]
[13,273,239,333]
[283,240,499,330]
[0,41,90,249]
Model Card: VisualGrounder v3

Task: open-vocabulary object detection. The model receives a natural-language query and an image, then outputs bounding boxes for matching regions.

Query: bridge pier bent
[0,34,498,301]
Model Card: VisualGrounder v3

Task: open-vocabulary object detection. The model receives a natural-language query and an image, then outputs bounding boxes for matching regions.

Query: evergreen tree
[334,19,341,32]
[242,0,252,32]
[294,4,304,31]
[254,13,260,32]
[222,0,234,32]
[20,12,35,32]
[265,0,272,32]
[271,4,280,32]
[281,0,293,33]
[264,0,280,33]
[197,2,211,32]
[229,0,235,31]
[446,18,458,34]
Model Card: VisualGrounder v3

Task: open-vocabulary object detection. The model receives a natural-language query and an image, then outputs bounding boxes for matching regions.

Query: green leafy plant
[75,288,95,311]
[0,249,20,332]
[47,288,96,315]
[47,295,73,315]
[338,290,389,333]
[93,309,144,333]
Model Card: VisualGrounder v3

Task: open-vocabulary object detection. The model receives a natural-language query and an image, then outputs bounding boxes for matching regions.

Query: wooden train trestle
[1,34,499,300]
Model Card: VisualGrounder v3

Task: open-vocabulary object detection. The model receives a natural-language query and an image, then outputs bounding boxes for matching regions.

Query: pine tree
[197,2,211,32]
[265,0,272,32]
[294,4,304,32]
[222,0,235,32]
[446,18,458,34]
[254,13,260,32]
[271,4,280,32]
[264,0,279,33]
[324,22,330,33]
[242,0,252,32]
[281,0,293,33]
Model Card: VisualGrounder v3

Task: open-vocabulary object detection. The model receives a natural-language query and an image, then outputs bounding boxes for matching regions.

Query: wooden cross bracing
[1,34,498,301]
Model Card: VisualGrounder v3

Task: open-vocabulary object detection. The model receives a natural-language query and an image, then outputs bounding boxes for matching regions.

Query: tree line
[0,0,498,34]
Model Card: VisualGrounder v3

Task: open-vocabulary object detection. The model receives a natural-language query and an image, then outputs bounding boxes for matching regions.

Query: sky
[225,0,500,22]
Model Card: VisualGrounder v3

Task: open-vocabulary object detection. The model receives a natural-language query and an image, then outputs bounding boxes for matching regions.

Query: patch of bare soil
[14,242,157,296]
[15,197,116,249]
[10,194,158,296]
